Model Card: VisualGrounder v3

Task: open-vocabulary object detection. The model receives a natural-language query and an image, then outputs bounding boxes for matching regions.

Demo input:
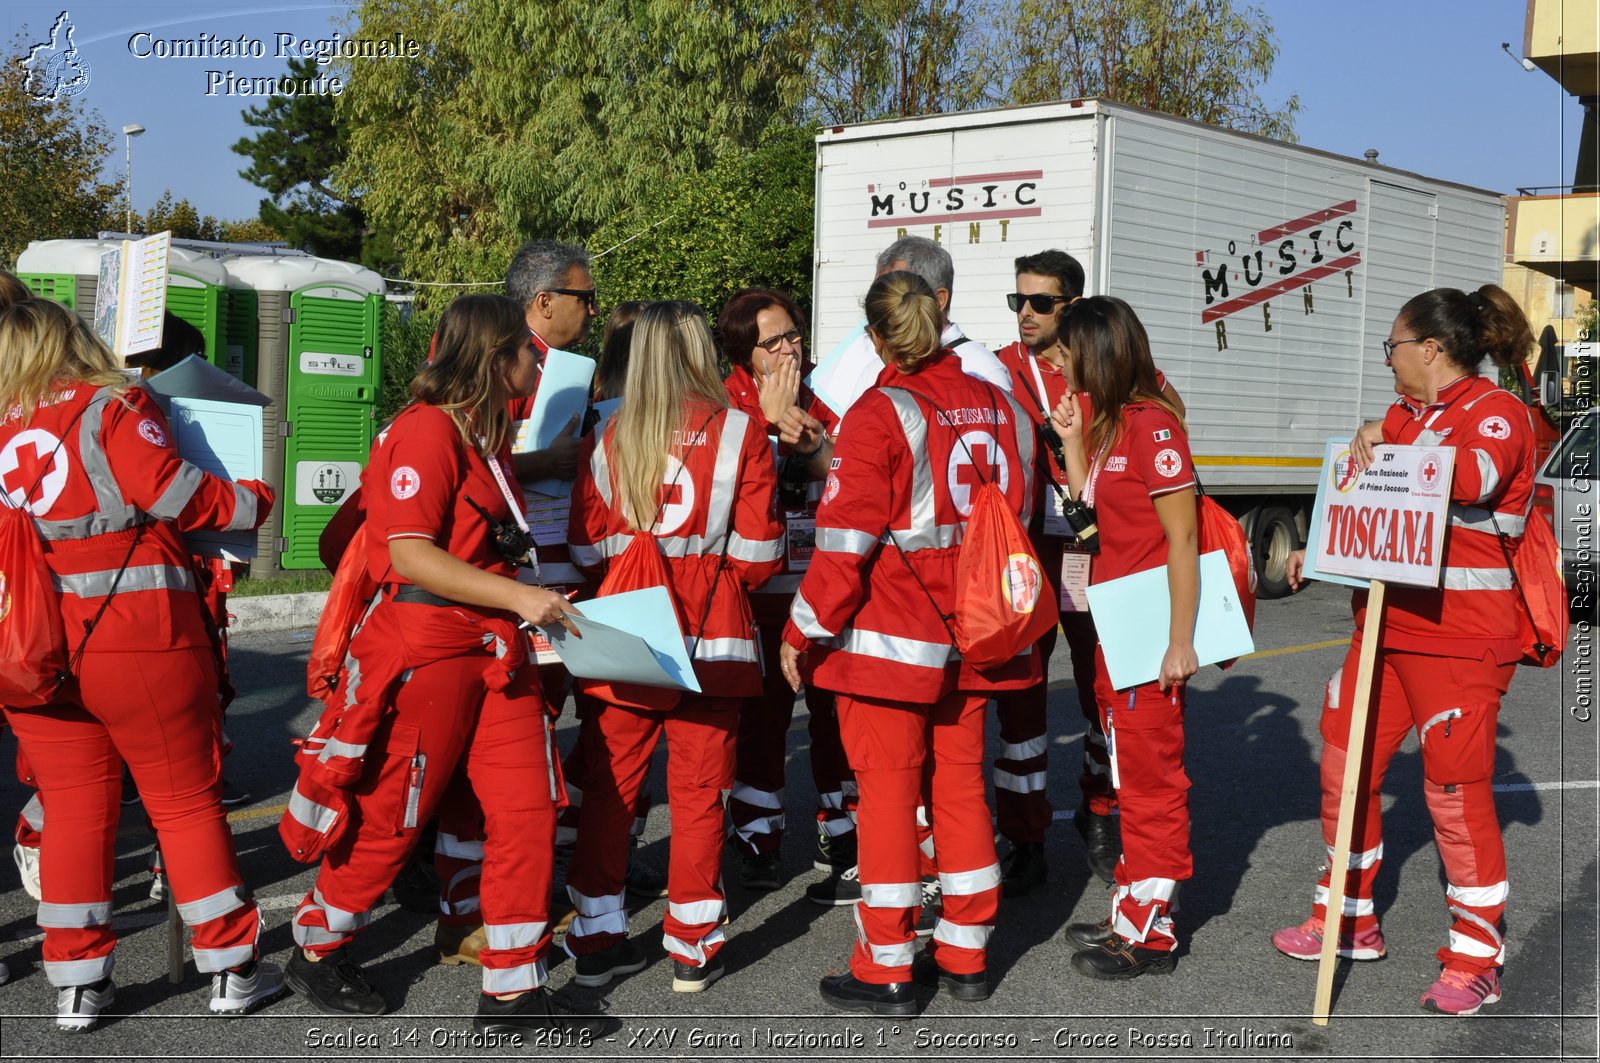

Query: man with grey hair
[505,238,597,485]
[812,235,1012,418]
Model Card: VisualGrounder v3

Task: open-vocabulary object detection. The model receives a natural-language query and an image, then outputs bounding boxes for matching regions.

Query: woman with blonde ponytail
[565,301,782,993]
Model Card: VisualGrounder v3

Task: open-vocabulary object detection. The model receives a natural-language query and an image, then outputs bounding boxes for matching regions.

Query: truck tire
[1253,506,1299,600]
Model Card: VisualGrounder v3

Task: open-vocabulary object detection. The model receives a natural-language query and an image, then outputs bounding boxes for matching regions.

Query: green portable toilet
[15,239,240,381]
[222,254,384,573]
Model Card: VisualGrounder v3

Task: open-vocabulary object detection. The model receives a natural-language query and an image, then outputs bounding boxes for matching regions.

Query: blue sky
[6,1,1587,228]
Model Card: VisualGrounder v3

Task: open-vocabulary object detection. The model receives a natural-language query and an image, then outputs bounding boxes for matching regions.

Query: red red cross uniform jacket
[567,403,784,692]
[782,352,1042,699]
[0,383,271,987]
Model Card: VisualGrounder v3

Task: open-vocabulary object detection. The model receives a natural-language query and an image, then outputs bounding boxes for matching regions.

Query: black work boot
[1070,937,1176,980]
[1000,841,1047,897]
[911,949,990,1001]
[818,973,916,1016]
[1073,805,1119,883]
[285,947,386,1016]
[1062,916,1114,950]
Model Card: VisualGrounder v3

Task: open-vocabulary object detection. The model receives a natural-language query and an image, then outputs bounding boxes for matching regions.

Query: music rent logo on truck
[23,11,91,102]
[864,170,1042,244]
[1196,201,1363,350]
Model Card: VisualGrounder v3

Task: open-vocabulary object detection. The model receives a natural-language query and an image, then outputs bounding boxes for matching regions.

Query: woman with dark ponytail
[1276,284,1537,1017]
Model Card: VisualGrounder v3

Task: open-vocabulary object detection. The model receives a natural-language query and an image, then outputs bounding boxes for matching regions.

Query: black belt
[386,584,459,608]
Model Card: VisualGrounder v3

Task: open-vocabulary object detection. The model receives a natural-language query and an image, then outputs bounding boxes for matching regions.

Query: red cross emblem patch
[390,465,421,500]
[1154,448,1183,478]
[137,419,167,447]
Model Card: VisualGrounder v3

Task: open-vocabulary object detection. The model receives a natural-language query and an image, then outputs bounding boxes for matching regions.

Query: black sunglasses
[755,328,803,353]
[1007,292,1070,314]
[545,287,597,309]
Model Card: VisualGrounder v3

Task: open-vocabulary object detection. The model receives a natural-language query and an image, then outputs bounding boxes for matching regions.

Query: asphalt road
[0,581,1595,1062]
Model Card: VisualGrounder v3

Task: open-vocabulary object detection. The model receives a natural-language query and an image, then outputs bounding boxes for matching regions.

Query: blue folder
[1084,550,1255,691]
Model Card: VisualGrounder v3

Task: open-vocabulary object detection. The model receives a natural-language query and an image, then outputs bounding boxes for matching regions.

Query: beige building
[1504,0,1598,380]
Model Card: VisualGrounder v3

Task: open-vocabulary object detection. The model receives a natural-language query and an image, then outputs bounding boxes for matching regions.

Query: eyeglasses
[1382,337,1424,363]
[544,287,597,310]
[1007,292,1070,314]
[755,328,803,353]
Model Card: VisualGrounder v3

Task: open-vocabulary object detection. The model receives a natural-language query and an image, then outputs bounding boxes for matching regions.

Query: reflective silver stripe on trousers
[44,954,114,987]
[52,563,195,599]
[861,882,921,908]
[223,481,258,531]
[37,900,112,928]
[1447,880,1509,907]
[482,957,548,993]
[1441,567,1513,591]
[932,919,994,950]
[485,920,548,950]
[730,782,783,810]
[852,905,914,968]
[312,888,371,933]
[663,927,724,966]
[177,885,248,925]
[193,942,256,972]
[669,898,726,926]
[837,627,956,668]
[435,833,485,861]
[939,864,1002,897]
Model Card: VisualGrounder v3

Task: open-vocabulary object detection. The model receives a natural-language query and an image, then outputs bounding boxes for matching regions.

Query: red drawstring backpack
[1497,510,1564,667]
[0,503,67,707]
[1195,483,1257,670]
[579,533,689,711]
[306,521,382,703]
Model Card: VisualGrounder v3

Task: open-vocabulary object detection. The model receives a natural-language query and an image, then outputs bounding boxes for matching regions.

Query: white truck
[811,99,1506,597]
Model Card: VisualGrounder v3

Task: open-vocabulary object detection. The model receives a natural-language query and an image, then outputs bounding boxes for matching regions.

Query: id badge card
[527,627,561,666]
[1059,549,1092,613]
[1042,488,1073,539]
[785,513,816,571]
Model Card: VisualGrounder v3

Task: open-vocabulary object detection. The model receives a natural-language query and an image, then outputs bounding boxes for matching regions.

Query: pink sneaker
[1271,916,1386,961]
[1420,967,1500,1016]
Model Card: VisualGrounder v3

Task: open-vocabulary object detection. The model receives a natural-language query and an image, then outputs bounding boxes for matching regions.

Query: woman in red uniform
[285,294,579,1033]
[717,289,855,893]
[779,271,1040,1015]
[1046,295,1199,980]
[1274,285,1536,1017]
[0,299,278,1030]
[564,300,781,993]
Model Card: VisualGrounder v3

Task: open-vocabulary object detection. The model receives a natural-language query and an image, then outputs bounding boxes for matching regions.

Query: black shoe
[1070,937,1176,980]
[739,851,784,892]
[218,777,253,807]
[671,957,724,993]
[911,950,990,1001]
[814,825,857,873]
[915,878,941,938]
[818,972,916,1016]
[285,947,387,1015]
[624,841,670,900]
[571,938,647,988]
[1063,917,1114,950]
[1073,807,1119,883]
[806,865,862,907]
[1000,842,1047,898]
[474,986,597,1034]
[385,848,441,914]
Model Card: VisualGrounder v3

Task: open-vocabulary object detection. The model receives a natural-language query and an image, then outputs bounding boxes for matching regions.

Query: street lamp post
[122,123,145,234]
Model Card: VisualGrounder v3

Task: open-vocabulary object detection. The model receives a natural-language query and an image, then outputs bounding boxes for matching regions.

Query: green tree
[336,0,809,291]
[0,30,120,265]
[589,126,816,318]
[232,56,388,267]
[139,190,223,240]
[1002,0,1299,139]
[217,217,283,244]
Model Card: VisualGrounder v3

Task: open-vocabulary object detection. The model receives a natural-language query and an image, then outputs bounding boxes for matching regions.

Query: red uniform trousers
[1312,636,1513,973]
[554,688,654,850]
[564,696,739,967]
[991,626,1057,844]
[1064,613,1117,816]
[5,649,260,986]
[730,607,854,858]
[1093,646,1191,952]
[292,656,557,994]
[838,691,999,983]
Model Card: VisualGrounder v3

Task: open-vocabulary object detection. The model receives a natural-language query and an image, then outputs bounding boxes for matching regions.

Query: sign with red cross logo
[654,455,697,536]
[946,431,1009,516]
[0,429,69,515]
[1312,441,1454,588]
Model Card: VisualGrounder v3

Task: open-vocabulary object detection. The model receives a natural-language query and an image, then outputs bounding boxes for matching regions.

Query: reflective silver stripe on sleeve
[590,430,614,508]
[1472,450,1501,503]
[223,481,258,531]
[1440,567,1514,591]
[879,389,940,548]
[146,461,205,520]
[1450,504,1525,536]
[316,738,369,763]
[838,627,956,667]
[289,789,341,834]
[817,527,877,555]
[568,543,604,568]
[790,591,835,639]
[754,573,804,594]
[727,532,783,563]
[692,636,758,664]
[52,562,196,598]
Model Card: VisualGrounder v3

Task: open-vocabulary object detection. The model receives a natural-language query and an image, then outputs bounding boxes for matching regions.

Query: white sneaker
[209,960,286,1014]
[57,978,115,1032]
[13,843,40,902]
[148,873,166,903]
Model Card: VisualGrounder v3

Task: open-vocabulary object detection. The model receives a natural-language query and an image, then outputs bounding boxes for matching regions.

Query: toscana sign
[1312,441,1455,587]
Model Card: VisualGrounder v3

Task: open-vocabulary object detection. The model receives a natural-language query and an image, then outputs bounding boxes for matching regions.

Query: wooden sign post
[1307,441,1455,1025]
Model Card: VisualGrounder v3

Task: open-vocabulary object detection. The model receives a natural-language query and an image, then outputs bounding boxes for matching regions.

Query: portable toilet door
[222,254,383,573]
[15,238,126,315]
[161,246,233,374]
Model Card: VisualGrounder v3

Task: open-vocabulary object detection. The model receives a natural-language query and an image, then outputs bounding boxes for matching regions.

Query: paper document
[805,324,880,420]
[94,232,172,360]
[145,354,271,409]
[512,347,596,497]
[1085,550,1254,691]
[590,397,623,434]
[167,397,263,561]
[538,586,700,692]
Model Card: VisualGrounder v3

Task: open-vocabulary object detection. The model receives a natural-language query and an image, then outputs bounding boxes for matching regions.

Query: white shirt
[814,319,1013,418]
